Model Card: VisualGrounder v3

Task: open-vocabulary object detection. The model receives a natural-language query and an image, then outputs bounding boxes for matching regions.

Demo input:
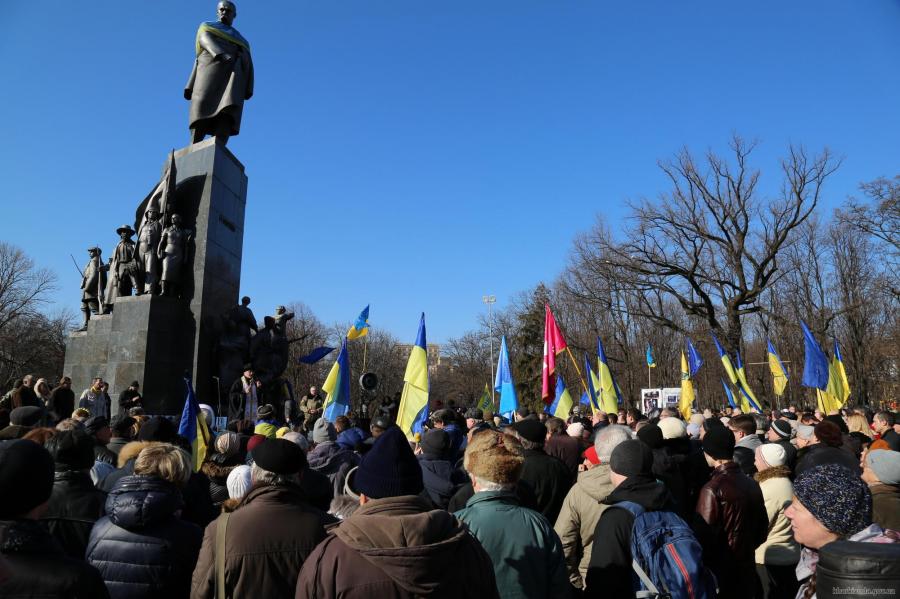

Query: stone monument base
[64,295,193,416]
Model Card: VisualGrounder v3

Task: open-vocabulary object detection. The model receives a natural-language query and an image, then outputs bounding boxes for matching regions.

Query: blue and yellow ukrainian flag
[495,336,519,419]
[584,353,601,414]
[735,351,762,413]
[721,378,737,409]
[597,338,622,415]
[818,339,851,413]
[646,344,656,368]
[680,350,695,420]
[767,339,789,397]
[346,305,370,340]
[547,374,574,419]
[322,337,351,421]
[178,376,210,472]
[398,314,429,439]
[711,333,738,385]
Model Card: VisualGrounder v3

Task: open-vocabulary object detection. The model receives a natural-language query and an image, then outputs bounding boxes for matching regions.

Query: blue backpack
[610,501,718,599]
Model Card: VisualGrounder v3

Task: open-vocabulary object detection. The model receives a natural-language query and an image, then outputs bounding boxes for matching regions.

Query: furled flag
[541,304,568,404]
[831,339,851,403]
[679,350,695,420]
[547,374,575,420]
[646,344,656,368]
[597,338,623,415]
[346,304,370,340]
[818,339,851,413]
[397,314,429,440]
[735,351,762,413]
[322,337,351,422]
[800,321,830,390]
[477,382,493,413]
[711,333,738,385]
[767,339,789,397]
[297,346,336,364]
[178,375,210,472]
[686,338,703,377]
[721,378,737,409]
[584,353,601,414]
[495,335,518,419]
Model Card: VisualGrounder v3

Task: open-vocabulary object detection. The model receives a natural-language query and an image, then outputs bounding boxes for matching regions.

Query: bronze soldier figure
[78,247,107,331]
[137,208,162,295]
[103,225,140,312]
[157,214,191,297]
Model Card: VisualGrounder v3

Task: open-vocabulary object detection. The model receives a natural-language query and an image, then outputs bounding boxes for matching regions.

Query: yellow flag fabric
[588,367,602,415]
[597,358,619,415]
[680,351,694,420]
[768,352,788,397]
[477,383,493,413]
[397,315,429,440]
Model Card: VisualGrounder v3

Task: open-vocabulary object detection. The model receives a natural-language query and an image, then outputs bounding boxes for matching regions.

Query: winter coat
[99,441,218,528]
[870,483,900,531]
[553,463,614,589]
[94,442,117,466]
[296,494,499,599]
[41,469,106,559]
[418,456,468,510]
[456,490,568,599]
[733,434,762,476]
[518,449,574,524]
[191,484,329,599]
[694,461,768,599]
[0,518,109,598]
[753,465,800,566]
[48,386,75,422]
[795,443,861,477]
[306,440,360,497]
[583,475,673,599]
[545,434,583,476]
[86,475,202,599]
[106,437,130,457]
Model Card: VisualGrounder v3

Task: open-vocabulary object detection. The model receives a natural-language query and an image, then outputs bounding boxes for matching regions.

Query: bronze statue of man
[157,214,191,297]
[103,225,140,312]
[78,246,107,331]
[137,208,162,294]
[184,1,253,146]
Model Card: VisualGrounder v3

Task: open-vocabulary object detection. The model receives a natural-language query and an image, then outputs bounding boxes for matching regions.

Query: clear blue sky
[2,1,899,344]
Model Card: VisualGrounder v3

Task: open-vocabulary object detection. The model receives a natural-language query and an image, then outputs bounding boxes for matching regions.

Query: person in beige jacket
[753,443,800,599]
[553,424,631,589]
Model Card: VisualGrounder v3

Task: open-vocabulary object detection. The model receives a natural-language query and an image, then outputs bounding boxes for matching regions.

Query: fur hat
[658,417,687,440]
[464,430,525,485]
[312,418,337,444]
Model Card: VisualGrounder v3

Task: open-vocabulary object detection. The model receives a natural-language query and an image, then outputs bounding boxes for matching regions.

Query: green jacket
[455,490,570,599]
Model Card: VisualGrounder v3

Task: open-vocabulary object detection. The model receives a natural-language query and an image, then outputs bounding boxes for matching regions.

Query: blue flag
[178,376,210,472]
[495,336,518,418]
[322,338,351,421]
[646,344,656,368]
[297,346,335,364]
[721,378,737,409]
[686,338,703,377]
[800,320,830,390]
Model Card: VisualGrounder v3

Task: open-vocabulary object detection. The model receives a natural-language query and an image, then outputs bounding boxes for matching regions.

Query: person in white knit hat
[658,416,687,440]
[753,443,799,599]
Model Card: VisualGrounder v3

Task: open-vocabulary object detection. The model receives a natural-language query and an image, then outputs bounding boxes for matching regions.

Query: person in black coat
[48,377,76,423]
[509,419,574,523]
[86,444,202,599]
[417,429,468,509]
[41,430,107,559]
[795,420,861,477]
[0,439,109,598]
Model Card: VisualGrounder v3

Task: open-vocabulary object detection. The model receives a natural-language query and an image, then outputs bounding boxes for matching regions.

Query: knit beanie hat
[702,426,736,460]
[257,404,274,421]
[609,439,654,477]
[566,422,584,438]
[226,464,252,499]
[797,424,815,440]
[246,433,266,454]
[866,450,900,485]
[793,463,871,537]
[756,443,787,468]
[636,423,664,449]
[419,429,451,459]
[353,426,423,499]
[658,417,687,440]
[690,413,705,426]
[282,431,309,452]
[251,438,307,475]
[215,431,240,457]
[510,419,547,444]
[45,429,95,470]
[771,419,793,440]
[0,439,54,518]
[463,429,525,485]
[312,418,337,444]
[686,423,701,439]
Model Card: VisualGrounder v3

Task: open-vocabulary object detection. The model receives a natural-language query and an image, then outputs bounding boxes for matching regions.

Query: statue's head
[146,208,159,220]
[88,246,101,257]
[275,305,285,314]
[172,213,183,226]
[241,296,251,306]
[217,1,236,26]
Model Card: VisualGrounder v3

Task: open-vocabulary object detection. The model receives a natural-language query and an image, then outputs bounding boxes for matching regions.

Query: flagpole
[648,364,651,389]
[362,336,368,372]
[564,347,589,394]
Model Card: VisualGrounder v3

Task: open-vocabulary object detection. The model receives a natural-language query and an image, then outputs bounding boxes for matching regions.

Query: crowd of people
[0,372,899,598]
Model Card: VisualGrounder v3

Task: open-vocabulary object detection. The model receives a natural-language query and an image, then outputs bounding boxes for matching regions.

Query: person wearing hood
[555,424,631,590]
[752,444,800,599]
[786,463,900,599]
[417,428,467,509]
[693,426,768,599]
[41,430,107,560]
[455,429,569,598]
[193,438,330,598]
[307,417,360,497]
[296,426,498,599]
[583,439,678,598]
[509,418,573,524]
[86,443,201,598]
[0,439,110,598]
[729,414,763,476]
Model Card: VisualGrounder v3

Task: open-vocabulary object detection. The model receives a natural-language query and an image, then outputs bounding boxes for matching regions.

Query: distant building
[396,343,444,373]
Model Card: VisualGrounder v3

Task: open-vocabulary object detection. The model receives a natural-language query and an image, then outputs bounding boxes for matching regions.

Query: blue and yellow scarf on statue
[195,21,250,56]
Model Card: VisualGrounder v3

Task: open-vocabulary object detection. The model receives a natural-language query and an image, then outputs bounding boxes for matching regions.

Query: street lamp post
[483,295,496,405]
